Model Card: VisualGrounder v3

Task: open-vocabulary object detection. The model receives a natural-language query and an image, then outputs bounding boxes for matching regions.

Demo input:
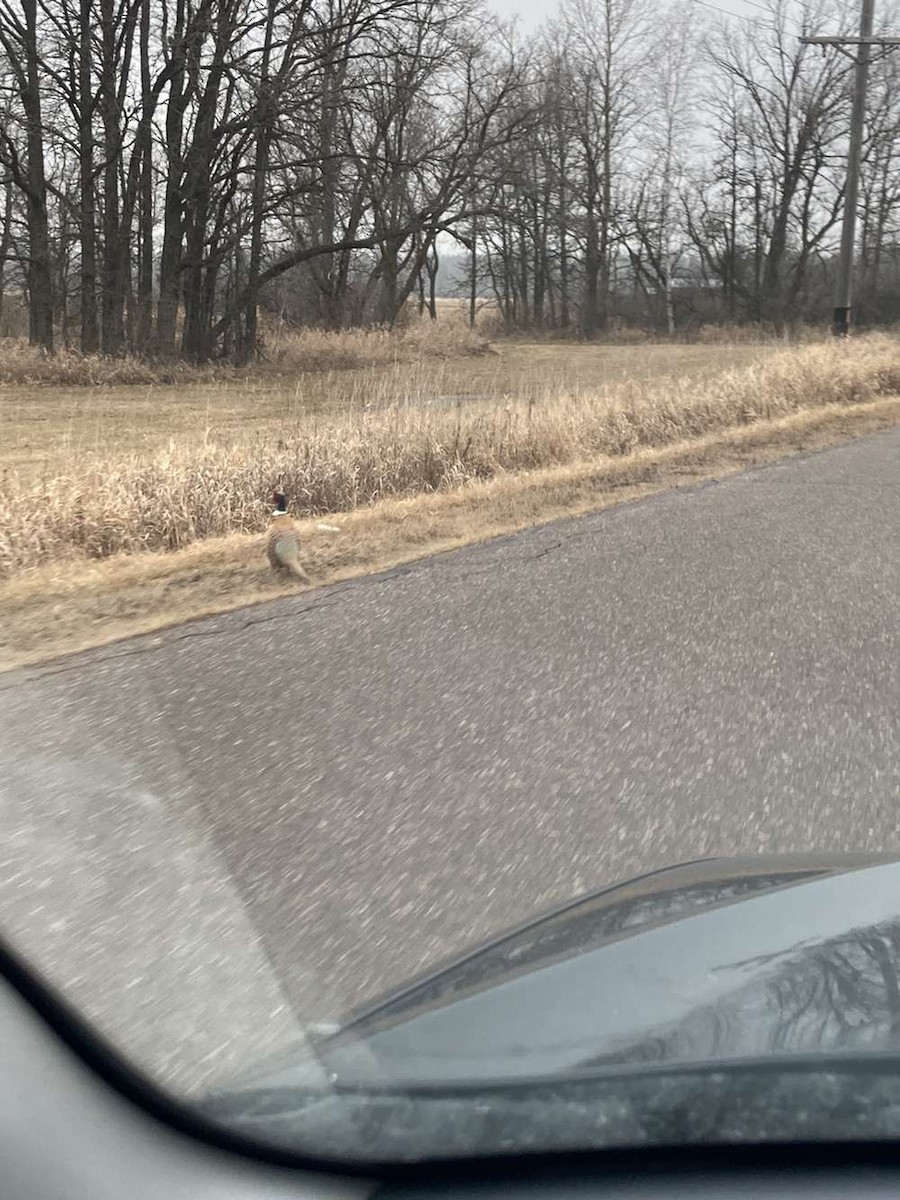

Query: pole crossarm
[800,35,900,45]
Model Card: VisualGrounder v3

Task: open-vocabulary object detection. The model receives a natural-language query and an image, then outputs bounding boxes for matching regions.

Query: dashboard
[3,963,900,1200]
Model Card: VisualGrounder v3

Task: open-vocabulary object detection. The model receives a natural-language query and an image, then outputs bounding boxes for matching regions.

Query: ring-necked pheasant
[267,489,310,582]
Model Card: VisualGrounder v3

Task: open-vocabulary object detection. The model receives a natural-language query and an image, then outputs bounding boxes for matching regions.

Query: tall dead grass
[263,321,491,371]
[0,341,223,386]
[0,322,489,387]
[2,335,898,577]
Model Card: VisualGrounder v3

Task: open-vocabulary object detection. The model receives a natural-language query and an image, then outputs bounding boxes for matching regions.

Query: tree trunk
[426,244,438,319]
[581,198,600,338]
[597,106,612,334]
[21,0,54,352]
[99,0,125,353]
[135,0,153,352]
[0,177,12,329]
[309,50,342,329]
[559,222,570,329]
[155,0,188,358]
[78,0,99,352]
[240,0,276,365]
[468,213,478,329]
[58,200,73,348]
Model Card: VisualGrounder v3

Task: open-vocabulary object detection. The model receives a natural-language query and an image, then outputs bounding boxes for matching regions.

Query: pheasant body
[267,492,310,582]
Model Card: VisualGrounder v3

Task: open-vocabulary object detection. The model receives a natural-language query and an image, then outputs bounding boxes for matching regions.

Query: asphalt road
[1,427,899,1094]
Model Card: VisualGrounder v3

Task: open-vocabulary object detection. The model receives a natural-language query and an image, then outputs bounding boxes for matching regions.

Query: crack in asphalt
[1,527,590,693]
[0,590,353,691]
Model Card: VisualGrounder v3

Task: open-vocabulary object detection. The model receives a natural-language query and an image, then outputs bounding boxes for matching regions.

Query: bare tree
[0,0,54,350]
[623,3,697,333]
[2,0,900,359]
[701,0,850,325]
[561,0,650,337]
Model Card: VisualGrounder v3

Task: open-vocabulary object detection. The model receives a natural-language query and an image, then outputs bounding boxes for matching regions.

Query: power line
[689,0,759,22]
[688,0,807,35]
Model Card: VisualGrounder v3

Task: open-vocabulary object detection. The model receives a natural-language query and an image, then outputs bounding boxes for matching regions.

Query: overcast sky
[486,0,806,34]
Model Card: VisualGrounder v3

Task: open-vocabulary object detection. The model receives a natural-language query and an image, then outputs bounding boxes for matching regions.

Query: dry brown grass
[430,296,828,345]
[0,341,224,387]
[0,322,488,388]
[4,393,900,672]
[263,320,492,370]
[2,334,898,579]
[1,338,773,483]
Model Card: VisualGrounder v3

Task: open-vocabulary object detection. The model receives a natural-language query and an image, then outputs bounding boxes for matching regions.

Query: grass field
[3,336,775,483]
[2,327,900,669]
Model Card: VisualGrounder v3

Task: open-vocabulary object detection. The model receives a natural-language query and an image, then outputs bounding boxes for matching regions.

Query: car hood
[200,854,900,1158]
[309,853,900,1086]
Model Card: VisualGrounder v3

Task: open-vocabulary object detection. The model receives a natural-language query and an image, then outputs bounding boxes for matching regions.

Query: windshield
[1,0,900,1169]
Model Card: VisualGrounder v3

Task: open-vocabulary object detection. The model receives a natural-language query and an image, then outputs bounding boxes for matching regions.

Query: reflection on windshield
[587,919,900,1068]
[199,906,900,1163]
[360,868,824,1024]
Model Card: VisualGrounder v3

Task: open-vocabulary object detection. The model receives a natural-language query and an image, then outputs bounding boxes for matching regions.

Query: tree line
[1,0,899,360]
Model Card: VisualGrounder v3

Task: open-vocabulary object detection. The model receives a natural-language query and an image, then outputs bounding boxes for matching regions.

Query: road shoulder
[3,393,900,672]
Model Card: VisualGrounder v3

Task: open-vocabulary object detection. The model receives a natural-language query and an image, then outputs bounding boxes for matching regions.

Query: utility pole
[802,2,900,336]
